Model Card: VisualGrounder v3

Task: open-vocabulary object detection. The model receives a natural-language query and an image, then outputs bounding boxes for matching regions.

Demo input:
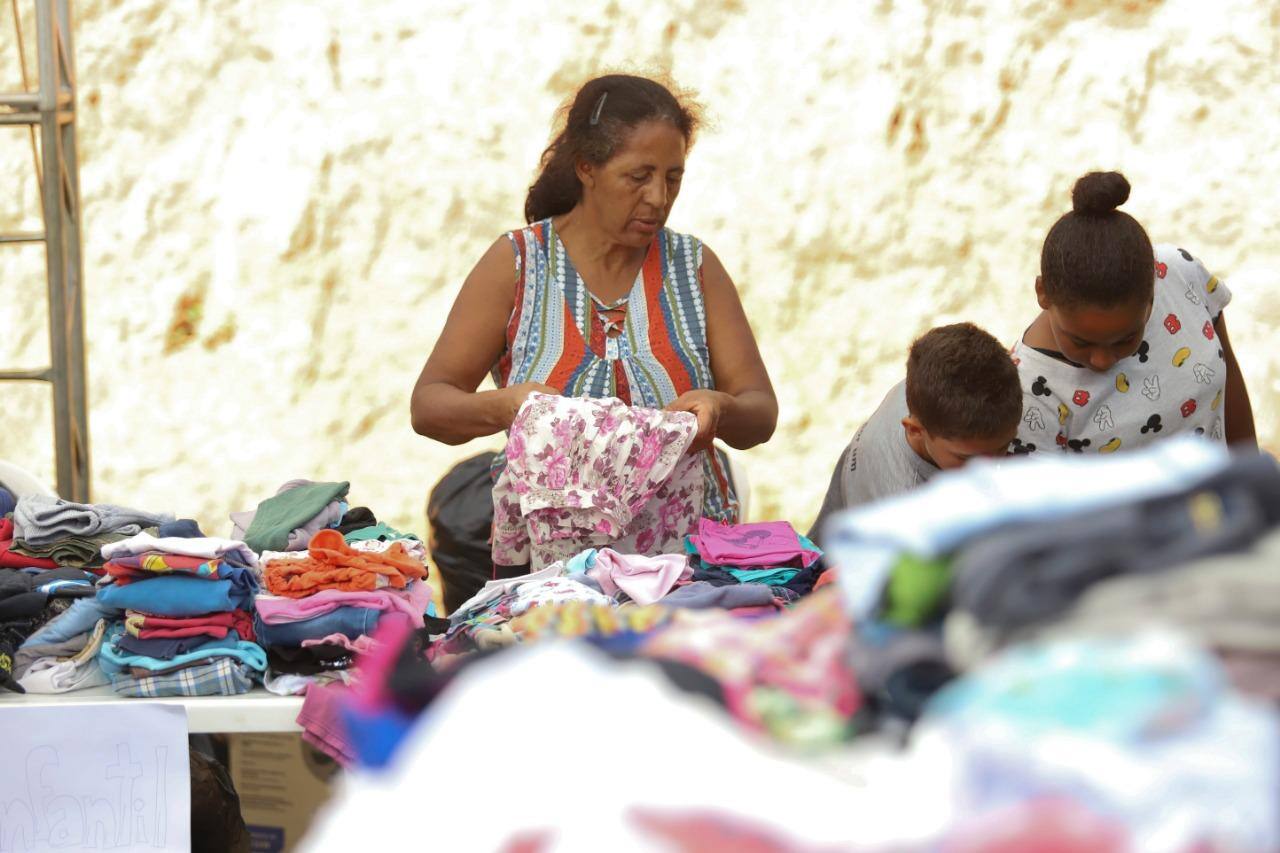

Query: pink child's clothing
[492,394,704,571]
[301,633,379,654]
[346,615,415,713]
[298,683,354,766]
[689,519,821,569]
[254,582,432,627]
[585,548,692,606]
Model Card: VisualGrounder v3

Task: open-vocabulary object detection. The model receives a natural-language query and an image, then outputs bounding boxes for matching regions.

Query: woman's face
[579,120,686,247]
[1046,299,1152,372]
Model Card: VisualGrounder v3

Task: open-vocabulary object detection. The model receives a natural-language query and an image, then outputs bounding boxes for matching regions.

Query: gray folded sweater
[13,494,173,546]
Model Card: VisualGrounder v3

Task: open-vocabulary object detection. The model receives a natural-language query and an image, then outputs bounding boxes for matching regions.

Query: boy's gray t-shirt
[808,381,939,545]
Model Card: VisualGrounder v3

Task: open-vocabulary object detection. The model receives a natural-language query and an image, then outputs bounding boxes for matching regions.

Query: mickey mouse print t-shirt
[1011,244,1232,456]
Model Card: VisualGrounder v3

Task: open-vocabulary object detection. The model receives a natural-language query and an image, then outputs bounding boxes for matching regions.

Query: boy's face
[906,420,1018,470]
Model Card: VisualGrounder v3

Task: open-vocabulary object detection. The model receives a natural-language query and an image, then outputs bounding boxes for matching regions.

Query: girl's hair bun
[1072,171,1130,215]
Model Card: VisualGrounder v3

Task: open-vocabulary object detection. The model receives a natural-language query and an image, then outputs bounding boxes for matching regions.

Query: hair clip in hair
[589,91,609,126]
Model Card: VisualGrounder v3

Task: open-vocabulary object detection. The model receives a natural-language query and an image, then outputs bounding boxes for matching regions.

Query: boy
[808,323,1022,545]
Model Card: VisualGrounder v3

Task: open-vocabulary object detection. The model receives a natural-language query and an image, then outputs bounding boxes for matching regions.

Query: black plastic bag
[427,452,497,614]
[190,747,251,853]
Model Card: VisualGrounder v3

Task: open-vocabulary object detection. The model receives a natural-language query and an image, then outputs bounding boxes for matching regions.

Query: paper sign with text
[0,704,190,852]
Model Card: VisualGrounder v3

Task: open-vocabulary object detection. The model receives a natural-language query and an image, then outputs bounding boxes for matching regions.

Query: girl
[1011,171,1255,455]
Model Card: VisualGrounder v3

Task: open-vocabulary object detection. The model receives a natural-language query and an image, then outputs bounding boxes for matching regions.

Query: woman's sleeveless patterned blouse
[491,218,740,523]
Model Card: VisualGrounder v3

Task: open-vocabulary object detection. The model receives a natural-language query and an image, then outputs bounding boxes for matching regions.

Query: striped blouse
[491,217,739,523]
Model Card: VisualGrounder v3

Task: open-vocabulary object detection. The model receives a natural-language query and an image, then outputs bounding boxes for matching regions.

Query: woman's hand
[502,382,559,428]
[665,389,727,454]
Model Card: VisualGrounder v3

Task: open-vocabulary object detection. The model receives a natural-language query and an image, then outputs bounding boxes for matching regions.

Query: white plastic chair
[0,460,58,500]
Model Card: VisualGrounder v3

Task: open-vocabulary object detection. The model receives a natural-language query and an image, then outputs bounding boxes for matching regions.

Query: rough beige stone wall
[2,0,1278,536]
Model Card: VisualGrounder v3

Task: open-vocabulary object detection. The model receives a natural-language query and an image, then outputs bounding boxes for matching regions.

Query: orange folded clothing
[263,529,427,599]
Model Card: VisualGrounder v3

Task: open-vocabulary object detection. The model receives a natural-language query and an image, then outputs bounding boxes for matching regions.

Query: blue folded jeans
[253,606,382,648]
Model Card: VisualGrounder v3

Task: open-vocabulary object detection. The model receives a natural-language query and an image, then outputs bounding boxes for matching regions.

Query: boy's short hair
[905,323,1022,440]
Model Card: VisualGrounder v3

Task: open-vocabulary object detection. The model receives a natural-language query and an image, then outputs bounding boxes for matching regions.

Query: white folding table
[1,687,303,732]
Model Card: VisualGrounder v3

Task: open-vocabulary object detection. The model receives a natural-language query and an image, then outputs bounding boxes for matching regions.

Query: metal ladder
[0,0,90,502]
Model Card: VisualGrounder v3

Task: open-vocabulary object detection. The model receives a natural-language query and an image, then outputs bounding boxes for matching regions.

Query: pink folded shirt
[586,548,691,606]
[688,519,821,569]
[254,582,432,627]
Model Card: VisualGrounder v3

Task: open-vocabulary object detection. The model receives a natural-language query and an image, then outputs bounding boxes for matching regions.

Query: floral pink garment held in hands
[492,393,704,571]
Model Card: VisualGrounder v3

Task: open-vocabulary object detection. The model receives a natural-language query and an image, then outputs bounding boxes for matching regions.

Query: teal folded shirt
[725,567,799,586]
[343,523,420,544]
[682,534,820,586]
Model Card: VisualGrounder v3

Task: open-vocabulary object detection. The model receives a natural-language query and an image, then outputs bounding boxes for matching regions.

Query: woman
[1012,170,1256,455]
[411,74,777,529]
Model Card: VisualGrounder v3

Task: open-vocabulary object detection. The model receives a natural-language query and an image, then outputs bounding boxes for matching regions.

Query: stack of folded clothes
[1,564,98,693]
[341,521,434,618]
[95,532,264,697]
[685,519,825,602]
[256,528,430,697]
[5,495,173,571]
[13,618,109,693]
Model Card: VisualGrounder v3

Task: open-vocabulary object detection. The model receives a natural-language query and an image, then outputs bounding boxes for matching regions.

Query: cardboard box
[229,733,338,853]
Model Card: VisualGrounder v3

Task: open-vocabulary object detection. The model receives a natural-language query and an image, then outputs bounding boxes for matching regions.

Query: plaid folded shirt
[109,657,255,698]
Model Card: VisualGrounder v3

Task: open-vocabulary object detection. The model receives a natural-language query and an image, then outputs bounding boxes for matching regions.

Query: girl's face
[1035,273,1153,372]
[577,120,686,248]
[1045,300,1152,372]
